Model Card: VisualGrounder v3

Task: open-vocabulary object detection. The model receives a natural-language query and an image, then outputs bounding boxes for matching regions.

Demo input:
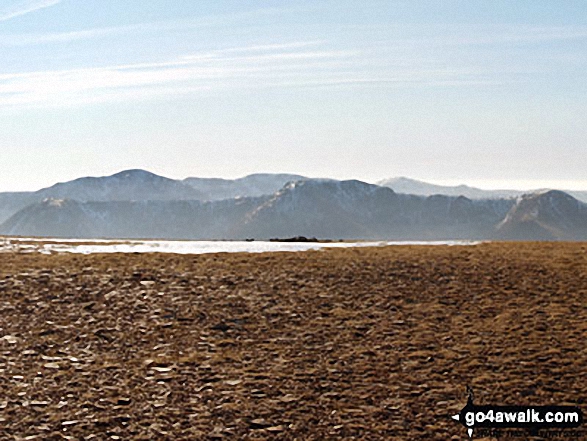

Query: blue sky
[0,0,586,191]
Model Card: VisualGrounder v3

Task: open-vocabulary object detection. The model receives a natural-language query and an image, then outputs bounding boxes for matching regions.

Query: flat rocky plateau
[0,243,586,440]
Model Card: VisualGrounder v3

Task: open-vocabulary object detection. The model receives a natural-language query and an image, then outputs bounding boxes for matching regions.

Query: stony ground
[0,243,586,440]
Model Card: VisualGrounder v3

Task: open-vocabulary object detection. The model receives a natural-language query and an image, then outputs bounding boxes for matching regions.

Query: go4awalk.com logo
[451,388,583,438]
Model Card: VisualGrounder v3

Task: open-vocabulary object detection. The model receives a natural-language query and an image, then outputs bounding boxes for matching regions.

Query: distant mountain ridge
[37,169,204,202]
[378,176,587,203]
[0,197,267,240]
[0,170,307,224]
[183,173,307,200]
[496,190,587,240]
[1,170,586,241]
[238,179,514,240]
[0,180,516,240]
[377,177,523,199]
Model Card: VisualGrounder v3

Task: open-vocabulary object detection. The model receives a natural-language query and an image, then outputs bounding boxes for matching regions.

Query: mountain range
[0,170,586,241]
[377,176,587,203]
[183,173,306,200]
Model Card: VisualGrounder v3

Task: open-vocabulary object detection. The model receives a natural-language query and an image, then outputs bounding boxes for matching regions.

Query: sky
[0,0,586,192]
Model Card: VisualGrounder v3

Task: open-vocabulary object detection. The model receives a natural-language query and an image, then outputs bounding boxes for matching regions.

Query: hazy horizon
[1,167,586,194]
[1,1,586,192]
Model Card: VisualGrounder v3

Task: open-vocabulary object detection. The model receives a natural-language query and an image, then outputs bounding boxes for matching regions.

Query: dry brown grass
[0,243,586,440]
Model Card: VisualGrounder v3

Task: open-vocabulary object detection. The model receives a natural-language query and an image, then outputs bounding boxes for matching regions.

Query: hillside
[496,190,587,240]
[0,171,303,223]
[183,173,307,200]
[1,172,586,241]
[377,177,525,199]
[239,180,513,239]
[378,177,587,203]
[0,192,36,225]
[37,169,204,202]
[0,180,521,240]
[0,197,267,240]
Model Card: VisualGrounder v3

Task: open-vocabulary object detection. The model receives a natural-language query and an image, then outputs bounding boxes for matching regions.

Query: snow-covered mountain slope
[496,190,587,240]
[0,196,268,239]
[377,177,524,199]
[0,171,304,223]
[378,177,587,204]
[0,198,101,238]
[183,173,307,200]
[1,173,585,241]
[0,179,512,240]
[238,180,514,239]
[37,169,204,202]
[0,170,205,223]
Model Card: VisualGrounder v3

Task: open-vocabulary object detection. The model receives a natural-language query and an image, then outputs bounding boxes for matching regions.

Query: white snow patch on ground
[0,237,482,255]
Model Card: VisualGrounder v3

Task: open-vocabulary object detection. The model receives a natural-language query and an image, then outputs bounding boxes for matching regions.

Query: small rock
[43,363,60,369]
[249,419,271,429]
[41,355,62,361]
[152,367,173,373]
[266,425,285,432]
[30,401,50,406]
[1,335,19,344]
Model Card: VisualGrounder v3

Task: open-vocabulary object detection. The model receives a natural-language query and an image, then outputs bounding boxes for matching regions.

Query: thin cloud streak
[0,45,362,107]
[0,0,62,22]
[0,41,522,108]
[0,20,186,47]
[359,23,587,41]
[4,20,587,48]
[0,7,293,46]
[0,27,122,46]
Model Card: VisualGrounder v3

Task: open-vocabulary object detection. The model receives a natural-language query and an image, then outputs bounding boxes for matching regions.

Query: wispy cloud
[0,43,363,107]
[0,41,502,108]
[0,27,119,46]
[356,23,587,44]
[0,0,62,22]
[4,19,586,109]
[0,7,293,46]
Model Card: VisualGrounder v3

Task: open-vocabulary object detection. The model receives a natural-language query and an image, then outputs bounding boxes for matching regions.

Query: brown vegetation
[0,243,586,439]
